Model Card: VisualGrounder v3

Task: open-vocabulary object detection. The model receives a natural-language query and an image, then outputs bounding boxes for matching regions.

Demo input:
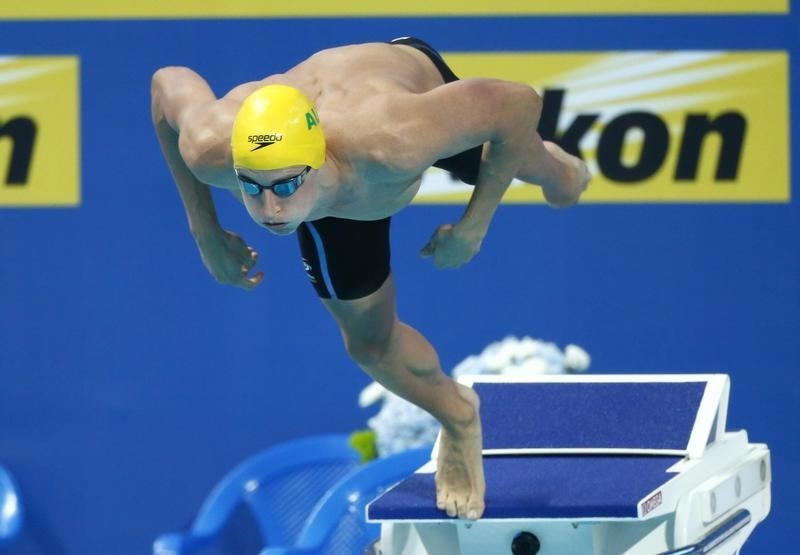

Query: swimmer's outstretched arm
[151,66,263,290]
[446,82,541,248]
[386,79,541,269]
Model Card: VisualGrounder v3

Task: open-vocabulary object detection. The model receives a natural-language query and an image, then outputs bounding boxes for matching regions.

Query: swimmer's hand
[194,228,264,290]
[420,224,482,269]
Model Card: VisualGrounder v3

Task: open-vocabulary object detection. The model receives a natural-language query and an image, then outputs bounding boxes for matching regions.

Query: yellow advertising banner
[0,0,788,19]
[0,57,80,207]
[416,51,790,204]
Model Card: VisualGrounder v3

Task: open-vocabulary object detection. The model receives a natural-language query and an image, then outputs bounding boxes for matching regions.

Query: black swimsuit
[296,37,483,300]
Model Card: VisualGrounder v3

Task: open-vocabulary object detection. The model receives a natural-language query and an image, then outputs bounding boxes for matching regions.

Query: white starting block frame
[367,374,772,555]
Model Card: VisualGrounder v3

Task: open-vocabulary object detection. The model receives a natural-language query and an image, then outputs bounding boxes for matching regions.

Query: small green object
[349,429,378,462]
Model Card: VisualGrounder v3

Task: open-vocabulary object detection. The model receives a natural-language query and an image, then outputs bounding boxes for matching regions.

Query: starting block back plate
[477,381,704,453]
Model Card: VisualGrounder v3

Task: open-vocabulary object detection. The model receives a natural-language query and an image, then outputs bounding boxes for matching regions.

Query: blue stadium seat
[153,435,362,555]
[259,446,431,555]
[0,465,23,546]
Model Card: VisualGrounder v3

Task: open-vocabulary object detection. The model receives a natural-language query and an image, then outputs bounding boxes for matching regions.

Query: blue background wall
[0,9,797,555]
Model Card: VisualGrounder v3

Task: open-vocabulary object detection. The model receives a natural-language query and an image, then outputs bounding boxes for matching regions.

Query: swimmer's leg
[322,275,485,520]
[491,131,590,207]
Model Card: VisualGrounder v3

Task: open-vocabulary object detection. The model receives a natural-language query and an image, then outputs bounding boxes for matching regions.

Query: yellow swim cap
[231,84,325,171]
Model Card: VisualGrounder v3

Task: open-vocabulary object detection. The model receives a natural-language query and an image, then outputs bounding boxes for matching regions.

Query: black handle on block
[511,531,541,555]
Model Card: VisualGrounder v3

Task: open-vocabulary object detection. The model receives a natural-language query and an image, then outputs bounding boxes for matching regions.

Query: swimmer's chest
[329,169,422,220]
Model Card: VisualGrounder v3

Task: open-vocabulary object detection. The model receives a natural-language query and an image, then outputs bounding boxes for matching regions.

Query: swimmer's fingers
[194,228,265,290]
[232,265,264,290]
[420,224,450,258]
[421,224,480,270]
[236,250,263,291]
[242,247,259,270]
[236,271,265,291]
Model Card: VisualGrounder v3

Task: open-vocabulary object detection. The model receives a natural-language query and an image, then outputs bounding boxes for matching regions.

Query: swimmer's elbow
[150,66,212,128]
[464,80,542,141]
[150,66,173,94]
[499,82,542,133]
[151,66,199,93]
[520,84,542,117]
[150,67,188,126]
[150,69,169,123]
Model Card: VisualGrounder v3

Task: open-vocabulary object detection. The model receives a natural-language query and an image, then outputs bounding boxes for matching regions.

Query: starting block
[367,374,771,555]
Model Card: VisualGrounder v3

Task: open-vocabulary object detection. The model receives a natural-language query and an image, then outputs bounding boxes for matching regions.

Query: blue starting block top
[368,375,731,523]
[368,454,682,520]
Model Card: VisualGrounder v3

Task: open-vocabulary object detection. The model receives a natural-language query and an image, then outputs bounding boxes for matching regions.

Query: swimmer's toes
[445,496,458,518]
[436,483,446,509]
[467,497,485,520]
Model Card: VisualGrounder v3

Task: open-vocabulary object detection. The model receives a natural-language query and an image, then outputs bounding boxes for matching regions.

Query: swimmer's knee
[339,318,398,368]
[343,333,393,368]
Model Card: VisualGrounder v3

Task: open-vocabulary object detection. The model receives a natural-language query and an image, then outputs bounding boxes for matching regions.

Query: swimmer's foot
[435,384,486,520]
[541,141,591,208]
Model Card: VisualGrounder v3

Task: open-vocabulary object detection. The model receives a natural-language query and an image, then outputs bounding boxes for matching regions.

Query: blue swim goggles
[236,166,311,198]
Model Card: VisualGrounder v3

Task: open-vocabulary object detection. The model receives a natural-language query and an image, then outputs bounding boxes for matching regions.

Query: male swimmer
[151,37,589,521]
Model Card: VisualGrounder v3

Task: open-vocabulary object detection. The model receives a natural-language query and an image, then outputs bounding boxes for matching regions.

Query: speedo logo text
[248,133,283,151]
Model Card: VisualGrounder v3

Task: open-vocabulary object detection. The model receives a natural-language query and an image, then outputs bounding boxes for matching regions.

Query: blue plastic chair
[259,446,431,555]
[0,465,23,547]
[153,435,363,555]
